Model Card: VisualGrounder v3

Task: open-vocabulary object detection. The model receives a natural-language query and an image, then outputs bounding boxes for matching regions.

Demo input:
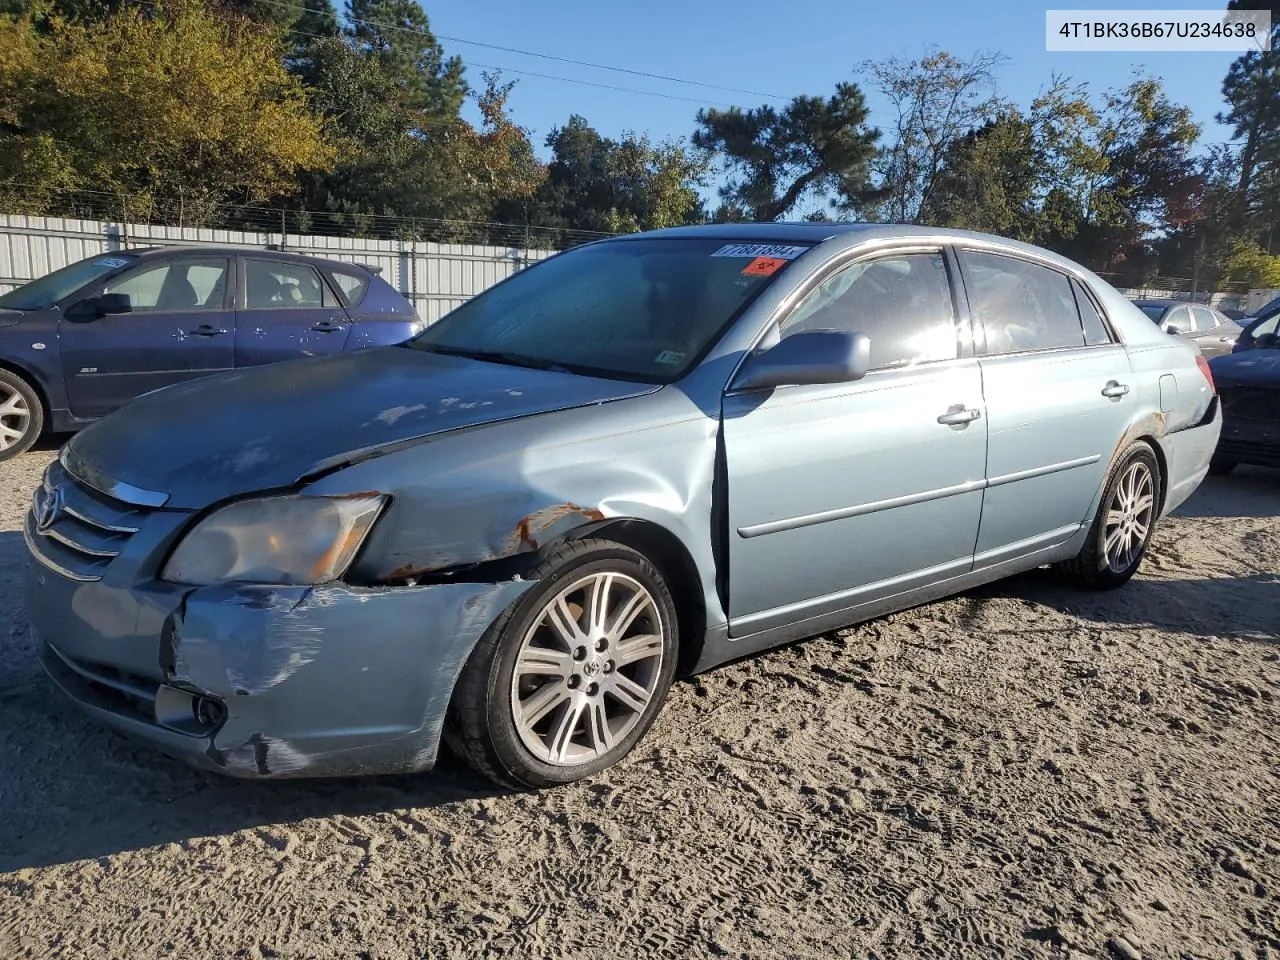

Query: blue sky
[429,0,1245,167]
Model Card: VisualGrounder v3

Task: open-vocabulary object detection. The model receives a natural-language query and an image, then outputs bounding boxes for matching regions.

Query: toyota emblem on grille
[35,485,64,531]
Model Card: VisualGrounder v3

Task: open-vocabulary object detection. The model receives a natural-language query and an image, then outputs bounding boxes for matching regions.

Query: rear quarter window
[331,269,370,305]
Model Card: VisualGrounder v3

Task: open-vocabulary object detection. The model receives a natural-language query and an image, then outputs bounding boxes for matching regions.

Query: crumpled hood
[65,347,657,509]
[1211,350,1280,388]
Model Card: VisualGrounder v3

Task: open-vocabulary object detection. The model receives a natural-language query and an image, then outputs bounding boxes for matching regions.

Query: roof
[116,246,374,272]
[614,222,876,243]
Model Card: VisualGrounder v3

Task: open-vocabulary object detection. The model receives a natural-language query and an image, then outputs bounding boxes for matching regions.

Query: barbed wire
[0,184,618,249]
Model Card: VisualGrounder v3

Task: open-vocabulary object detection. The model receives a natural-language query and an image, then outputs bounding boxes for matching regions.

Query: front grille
[1221,387,1280,422]
[24,459,153,582]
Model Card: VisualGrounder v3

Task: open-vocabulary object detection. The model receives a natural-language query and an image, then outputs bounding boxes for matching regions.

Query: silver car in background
[24,224,1221,788]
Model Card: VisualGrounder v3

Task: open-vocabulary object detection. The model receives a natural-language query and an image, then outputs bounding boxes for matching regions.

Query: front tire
[1056,442,1161,590]
[445,538,679,789]
[0,369,43,462]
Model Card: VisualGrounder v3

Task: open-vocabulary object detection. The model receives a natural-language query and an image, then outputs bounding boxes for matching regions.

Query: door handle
[1219,336,1234,342]
[189,324,228,336]
[1101,380,1130,399]
[310,320,345,333]
[937,405,982,426]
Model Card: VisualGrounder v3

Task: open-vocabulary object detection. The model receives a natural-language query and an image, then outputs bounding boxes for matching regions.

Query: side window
[1190,306,1219,332]
[104,258,228,312]
[1071,279,1113,346]
[778,252,958,369]
[245,260,335,310]
[331,269,369,305]
[1164,306,1192,334]
[962,251,1084,353]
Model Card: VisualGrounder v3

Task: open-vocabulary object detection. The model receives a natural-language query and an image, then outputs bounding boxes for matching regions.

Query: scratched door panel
[235,258,352,366]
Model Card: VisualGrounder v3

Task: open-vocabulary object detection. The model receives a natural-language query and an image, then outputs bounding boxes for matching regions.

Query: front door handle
[937,405,982,426]
[189,324,228,337]
[1219,336,1234,342]
[1101,380,1130,399]
[311,319,345,333]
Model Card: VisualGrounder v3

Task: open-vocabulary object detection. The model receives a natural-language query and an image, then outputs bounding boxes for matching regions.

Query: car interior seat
[156,268,199,310]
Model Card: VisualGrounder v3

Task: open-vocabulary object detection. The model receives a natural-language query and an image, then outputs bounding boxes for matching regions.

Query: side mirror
[98,293,132,314]
[1164,323,1181,335]
[735,330,871,390]
[65,293,132,322]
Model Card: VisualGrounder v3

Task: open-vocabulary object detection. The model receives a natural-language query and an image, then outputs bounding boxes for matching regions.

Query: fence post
[280,208,288,252]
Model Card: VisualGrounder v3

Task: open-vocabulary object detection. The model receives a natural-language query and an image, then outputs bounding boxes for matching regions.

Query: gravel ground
[1,442,1277,960]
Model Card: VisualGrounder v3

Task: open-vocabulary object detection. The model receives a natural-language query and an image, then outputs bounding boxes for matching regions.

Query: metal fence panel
[0,214,555,321]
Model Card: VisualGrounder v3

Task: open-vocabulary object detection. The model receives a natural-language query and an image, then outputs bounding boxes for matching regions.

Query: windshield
[1255,294,1280,322]
[407,238,812,381]
[0,254,137,310]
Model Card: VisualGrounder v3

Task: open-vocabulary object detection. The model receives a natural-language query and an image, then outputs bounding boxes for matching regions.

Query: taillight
[1195,354,1216,394]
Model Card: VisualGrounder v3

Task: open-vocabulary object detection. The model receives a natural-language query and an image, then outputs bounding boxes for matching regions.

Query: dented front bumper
[25,552,532,778]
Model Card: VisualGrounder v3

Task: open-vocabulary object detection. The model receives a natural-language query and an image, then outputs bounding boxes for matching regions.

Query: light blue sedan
[24,224,1221,788]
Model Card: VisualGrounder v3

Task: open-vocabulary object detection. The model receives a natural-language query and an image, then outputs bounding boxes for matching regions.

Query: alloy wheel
[0,385,31,452]
[1104,460,1155,573]
[510,571,665,766]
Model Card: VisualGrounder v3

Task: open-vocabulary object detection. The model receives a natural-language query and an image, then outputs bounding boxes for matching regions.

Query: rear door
[235,258,352,366]
[959,249,1133,563]
[1189,306,1241,358]
[59,255,234,418]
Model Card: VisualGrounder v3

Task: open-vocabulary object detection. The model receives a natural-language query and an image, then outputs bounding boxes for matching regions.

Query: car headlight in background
[162,494,386,586]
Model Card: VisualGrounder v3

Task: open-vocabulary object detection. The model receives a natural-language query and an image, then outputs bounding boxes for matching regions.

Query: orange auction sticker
[741,256,788,277]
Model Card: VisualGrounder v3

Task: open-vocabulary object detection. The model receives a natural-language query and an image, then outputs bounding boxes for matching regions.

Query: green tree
[923,113,1038,237]
[692,83,880,221]
[0,0,334,219]
[864,49,1009,223]
[345,0,465,118]
[513,115,706,239]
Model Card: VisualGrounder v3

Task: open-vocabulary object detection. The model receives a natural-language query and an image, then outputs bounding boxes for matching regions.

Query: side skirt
[689,525,1089,674]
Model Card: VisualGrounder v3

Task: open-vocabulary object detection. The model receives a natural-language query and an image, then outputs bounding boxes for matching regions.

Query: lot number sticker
[710,244,808,260]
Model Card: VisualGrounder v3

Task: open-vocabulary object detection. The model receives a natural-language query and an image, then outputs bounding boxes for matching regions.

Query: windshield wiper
[419,345,574,374]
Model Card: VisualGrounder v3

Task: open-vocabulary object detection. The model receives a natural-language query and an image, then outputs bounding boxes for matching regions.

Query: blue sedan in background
[0,247,422,460]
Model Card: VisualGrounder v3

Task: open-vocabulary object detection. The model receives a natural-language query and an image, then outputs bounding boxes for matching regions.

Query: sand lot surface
[1,445,1277,959]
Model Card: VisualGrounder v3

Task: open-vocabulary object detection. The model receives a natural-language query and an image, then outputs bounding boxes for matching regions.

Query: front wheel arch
[561,517,707,675]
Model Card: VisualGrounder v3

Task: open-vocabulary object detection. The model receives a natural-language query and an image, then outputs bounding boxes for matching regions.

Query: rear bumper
[1157,396,1223,515]
[25,551,533,779]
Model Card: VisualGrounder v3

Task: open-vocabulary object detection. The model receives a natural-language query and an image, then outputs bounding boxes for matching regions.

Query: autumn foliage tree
[0,0,334,220]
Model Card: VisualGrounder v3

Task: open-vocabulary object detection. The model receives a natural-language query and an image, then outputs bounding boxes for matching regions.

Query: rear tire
[1055,442,1161,590]
[0,369,43,462]
[1208,456,1237,476]
[444,538,679,789]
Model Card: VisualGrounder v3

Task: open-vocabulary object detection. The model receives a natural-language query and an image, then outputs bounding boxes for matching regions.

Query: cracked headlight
[162,494,386,586]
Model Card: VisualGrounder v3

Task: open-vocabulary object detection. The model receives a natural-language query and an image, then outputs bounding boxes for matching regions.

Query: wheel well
[567,518,707,675]
[1136,434,1169,513]
[0,359,50,419]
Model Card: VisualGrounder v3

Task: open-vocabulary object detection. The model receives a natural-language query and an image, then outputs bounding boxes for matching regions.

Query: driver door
[59,256,235,418]
[722,248,987,637]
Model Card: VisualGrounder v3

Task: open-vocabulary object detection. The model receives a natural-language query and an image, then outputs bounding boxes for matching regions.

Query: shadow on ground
[1173,465,1279,519]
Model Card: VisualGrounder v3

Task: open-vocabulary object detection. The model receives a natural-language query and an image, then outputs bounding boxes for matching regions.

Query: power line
[249,0,789,102]
[127,0,740,108]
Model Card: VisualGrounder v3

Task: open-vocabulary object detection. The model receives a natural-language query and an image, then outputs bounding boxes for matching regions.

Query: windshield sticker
[654,349,686,365]
[741,256,788,277]
[711,243,808,260]
[94,257,130,268]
